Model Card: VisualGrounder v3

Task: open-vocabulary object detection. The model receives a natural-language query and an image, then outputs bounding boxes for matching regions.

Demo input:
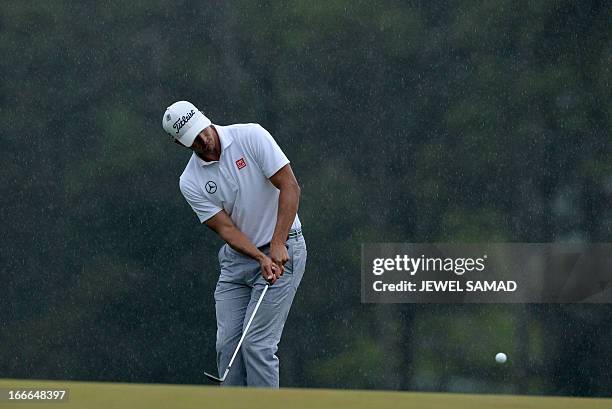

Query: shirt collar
[196,125,233,167]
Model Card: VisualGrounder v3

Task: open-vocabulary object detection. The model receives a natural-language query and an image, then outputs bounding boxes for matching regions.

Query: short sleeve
[179,177,222,223]
[248,125,290,178]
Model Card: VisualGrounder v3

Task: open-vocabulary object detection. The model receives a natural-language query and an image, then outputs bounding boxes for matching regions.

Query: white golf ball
[495,352,507,363]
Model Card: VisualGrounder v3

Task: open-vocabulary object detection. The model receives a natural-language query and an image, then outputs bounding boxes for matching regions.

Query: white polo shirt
[179,123,301,247]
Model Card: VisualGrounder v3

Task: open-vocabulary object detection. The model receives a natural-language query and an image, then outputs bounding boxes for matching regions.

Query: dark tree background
[1,0,611,396]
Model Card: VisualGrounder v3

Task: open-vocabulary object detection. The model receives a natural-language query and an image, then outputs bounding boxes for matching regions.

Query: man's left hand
[269,242,289,274]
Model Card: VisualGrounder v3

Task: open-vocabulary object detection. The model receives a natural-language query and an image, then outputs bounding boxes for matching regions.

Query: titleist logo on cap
[173,109,196,135]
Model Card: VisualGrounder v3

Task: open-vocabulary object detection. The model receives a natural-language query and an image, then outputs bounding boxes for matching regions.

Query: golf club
[204,283,270,383]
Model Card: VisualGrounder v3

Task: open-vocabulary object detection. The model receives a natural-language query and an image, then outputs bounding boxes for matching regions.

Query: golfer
[162,101,306,387]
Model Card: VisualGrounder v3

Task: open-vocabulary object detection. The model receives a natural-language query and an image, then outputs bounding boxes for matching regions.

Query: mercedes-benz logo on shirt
[205,181,217,194]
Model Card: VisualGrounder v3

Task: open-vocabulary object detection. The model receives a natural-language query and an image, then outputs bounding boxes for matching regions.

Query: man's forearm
[271,184,300,245]
[219,226,266,262]
[215,222,280,283]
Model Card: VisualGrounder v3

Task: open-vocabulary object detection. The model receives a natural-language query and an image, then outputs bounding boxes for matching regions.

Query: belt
[258,229,303,251]
[287,228,302,239]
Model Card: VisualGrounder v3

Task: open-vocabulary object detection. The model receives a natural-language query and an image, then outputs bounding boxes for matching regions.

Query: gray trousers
[214,234,306,387]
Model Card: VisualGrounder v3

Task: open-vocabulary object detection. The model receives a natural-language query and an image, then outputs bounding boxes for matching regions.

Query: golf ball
[495,352,507,363]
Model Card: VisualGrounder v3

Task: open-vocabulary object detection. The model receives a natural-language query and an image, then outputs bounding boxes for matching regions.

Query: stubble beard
[193,134,216,159]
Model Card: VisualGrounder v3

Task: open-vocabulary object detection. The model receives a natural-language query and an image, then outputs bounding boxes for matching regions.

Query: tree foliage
[1,0,611,395]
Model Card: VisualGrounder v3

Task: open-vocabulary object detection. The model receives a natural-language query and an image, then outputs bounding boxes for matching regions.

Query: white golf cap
[162,101,211,147]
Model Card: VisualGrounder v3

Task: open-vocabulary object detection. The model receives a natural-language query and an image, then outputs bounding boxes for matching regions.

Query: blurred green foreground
[1,379,610,409]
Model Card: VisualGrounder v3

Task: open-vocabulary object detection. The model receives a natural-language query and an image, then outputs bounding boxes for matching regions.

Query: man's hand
[269,242,289,274]
[259,255,282,285]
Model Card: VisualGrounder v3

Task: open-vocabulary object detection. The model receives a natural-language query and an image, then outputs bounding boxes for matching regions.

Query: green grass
[1,379,611,409]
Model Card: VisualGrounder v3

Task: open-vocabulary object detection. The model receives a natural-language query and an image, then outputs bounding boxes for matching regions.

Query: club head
[204,371,223,383]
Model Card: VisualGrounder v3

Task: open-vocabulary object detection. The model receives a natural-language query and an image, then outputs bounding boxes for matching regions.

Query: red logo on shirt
[236,157,247,170]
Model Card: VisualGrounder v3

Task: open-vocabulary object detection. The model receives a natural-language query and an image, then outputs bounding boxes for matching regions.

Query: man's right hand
[205,211,282,284]
[259,255,282,285]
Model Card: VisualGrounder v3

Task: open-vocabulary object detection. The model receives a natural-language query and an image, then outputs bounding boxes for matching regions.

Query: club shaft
[223,284,269,380]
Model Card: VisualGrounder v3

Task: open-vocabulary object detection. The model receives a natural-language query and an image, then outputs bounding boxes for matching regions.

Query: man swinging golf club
[162,101,307,388]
